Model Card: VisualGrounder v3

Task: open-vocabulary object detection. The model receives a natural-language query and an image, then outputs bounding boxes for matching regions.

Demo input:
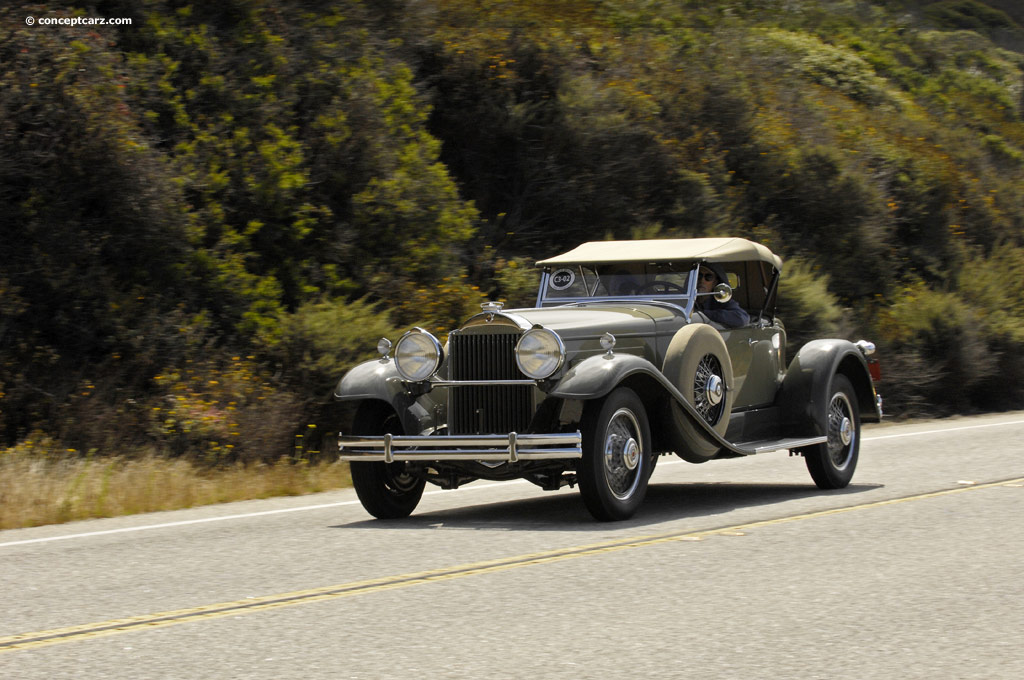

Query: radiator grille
[449,331,533,435]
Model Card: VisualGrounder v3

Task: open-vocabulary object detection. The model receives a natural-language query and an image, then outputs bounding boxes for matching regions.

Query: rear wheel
[578,388,652,521]
[349,406,425,519]
[803,374,860,489]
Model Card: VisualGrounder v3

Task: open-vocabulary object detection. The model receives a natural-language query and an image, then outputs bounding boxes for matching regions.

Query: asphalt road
[2,411,1023,679]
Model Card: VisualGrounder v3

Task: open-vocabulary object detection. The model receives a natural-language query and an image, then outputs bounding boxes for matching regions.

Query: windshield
[539,262,698,304]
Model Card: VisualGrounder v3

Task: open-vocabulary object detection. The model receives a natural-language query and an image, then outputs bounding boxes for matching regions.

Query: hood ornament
[481,301,504,321]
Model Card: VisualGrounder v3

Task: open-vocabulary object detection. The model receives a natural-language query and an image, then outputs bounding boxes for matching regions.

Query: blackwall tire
[578,387,652,521]
[802,374,860,489]
[663,324,734,462]
[349,406,425,519]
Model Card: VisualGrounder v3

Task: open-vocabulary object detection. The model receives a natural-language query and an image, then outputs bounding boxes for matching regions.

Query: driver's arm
[702,302,750,328]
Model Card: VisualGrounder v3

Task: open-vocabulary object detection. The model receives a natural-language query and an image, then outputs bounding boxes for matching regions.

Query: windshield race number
[549,268,576,291]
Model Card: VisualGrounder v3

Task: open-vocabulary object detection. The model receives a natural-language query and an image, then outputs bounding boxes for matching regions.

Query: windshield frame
[536,262,702,318]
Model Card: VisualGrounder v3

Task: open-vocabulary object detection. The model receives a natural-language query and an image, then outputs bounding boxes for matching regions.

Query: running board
[733,436,828,455]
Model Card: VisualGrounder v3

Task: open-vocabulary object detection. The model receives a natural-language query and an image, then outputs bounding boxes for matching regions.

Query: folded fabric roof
[536,237,783,270]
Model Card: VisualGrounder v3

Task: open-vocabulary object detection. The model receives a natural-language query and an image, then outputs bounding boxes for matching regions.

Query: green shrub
[875,281,1000,413]
[493,257,542,309]
[775,257,846,352]
[275,298,397,394]
[761,29,894,105]
[924,1,1020,35]
[982,134,1024,166]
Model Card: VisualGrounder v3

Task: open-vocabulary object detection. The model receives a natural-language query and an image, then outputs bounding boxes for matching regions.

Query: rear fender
[776,339,879,437]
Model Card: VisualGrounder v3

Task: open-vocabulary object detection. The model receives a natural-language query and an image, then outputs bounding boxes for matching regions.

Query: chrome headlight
[394,328,444,382]
[515,328,565,380]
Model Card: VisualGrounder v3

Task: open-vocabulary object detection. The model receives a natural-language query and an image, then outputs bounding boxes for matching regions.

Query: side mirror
[713,283,733,303]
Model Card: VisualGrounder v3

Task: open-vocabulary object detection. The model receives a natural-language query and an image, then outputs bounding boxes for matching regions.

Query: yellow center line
[3,477,1021,654]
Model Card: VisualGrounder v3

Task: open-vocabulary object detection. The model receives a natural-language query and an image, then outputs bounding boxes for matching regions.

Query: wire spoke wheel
[826,391,856,470]
[803,374,860,490]
[693,353,726,426]
[603,408,644,501]
[662,324,734,462]
[579,387,652,521]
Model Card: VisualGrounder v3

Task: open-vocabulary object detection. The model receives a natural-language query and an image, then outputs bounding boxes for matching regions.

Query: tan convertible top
[536,237,783,270]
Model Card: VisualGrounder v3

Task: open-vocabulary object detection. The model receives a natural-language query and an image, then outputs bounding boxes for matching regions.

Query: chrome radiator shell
[447,330,533,435]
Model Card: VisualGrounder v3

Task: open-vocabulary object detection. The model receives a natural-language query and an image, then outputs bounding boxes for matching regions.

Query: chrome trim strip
[735,436,829,455]
[431,380,538,388]
[338,431,583,462]
[683,267,698,321]
[459,311,534,330]
[341,450,583,461]
[342,433,579,447]
[544,298,693,321]
[545,295,691,306]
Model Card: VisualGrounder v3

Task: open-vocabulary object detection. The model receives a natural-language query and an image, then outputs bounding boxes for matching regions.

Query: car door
[725,319,783,409]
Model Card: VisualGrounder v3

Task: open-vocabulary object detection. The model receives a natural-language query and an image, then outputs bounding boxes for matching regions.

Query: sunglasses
[699,272,716,282]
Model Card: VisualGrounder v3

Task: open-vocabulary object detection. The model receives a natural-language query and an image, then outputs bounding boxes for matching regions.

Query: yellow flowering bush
[152,356,302,465]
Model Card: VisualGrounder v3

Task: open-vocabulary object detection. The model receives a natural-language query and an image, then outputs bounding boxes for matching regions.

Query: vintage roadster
[336,238,882,521]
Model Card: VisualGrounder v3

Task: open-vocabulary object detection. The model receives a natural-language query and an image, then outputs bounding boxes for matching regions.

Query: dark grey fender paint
[334,359,435,436]
[549,353,754,456]
[775,339,880,438]
[548,353,658,400]
[335,342,878,456]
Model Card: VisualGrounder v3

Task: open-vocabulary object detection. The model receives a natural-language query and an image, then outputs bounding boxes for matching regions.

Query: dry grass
[0,452,352,530]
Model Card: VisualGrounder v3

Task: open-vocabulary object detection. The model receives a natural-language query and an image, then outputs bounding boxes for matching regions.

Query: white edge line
[863,419,1024,441]
[0,502,364,547]
[0,481,528,548]
[3,419,1023,548]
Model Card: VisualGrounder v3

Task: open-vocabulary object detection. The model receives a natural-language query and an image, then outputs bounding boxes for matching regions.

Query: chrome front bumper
[338,432,583,464]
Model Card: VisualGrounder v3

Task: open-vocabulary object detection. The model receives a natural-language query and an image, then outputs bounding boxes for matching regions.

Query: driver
[696,263,750,328]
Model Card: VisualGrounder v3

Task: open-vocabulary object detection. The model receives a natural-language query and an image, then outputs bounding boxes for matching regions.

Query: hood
[456,302,686,367]
[502,303,683,342]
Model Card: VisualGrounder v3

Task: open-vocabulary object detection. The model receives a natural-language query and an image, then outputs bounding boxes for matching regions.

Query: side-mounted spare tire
[662,324,735,463]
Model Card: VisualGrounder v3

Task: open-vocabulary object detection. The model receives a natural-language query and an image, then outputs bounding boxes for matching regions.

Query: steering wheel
[636,280,687,295]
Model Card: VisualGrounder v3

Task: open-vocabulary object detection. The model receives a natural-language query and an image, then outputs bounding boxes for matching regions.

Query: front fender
[548,353,663,401]
[334,358,405,401]
[334,359,433,436]
[549,352,753,458]
[776,339,879,437]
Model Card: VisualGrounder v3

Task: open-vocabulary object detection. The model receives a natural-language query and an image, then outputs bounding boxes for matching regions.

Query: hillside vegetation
[2,0,1023,469]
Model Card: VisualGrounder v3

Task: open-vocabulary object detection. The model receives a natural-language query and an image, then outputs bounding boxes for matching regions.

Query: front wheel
[350,460,426,519]
[802,374,860,489]
[349,406,425,519]
[578,387,653,521]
